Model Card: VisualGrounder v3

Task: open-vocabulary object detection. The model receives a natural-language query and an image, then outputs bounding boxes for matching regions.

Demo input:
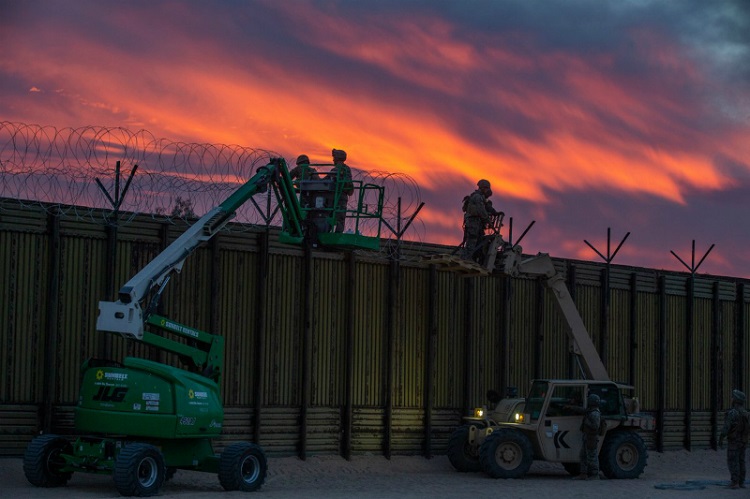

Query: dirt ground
[4,448,745,498]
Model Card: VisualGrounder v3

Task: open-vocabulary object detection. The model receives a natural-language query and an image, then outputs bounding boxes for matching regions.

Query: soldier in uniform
[573,393,602,480]
[328,149,353,233]
[720,389,748,489]
[460,179,497,261]
[289,154,318,208]
[289,154,317,182]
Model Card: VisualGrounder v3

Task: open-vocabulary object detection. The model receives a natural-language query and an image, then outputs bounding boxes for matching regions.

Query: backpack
[462,194,471,212]
[741,409,750,444]
[729,408,750,443]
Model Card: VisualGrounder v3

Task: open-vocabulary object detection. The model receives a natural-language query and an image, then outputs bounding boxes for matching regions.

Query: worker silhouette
[290,154,318,208]
[290,154,317,182]
[720,389,748,489]
[460,179,498,261]
[572,394,602,481]
[328,149,353,233]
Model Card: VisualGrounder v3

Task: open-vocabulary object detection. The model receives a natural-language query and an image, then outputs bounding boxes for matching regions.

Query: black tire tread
[218,442,268,492]
[23,434,73,488]
[599,430,648,479]
[479,428,534,479]
[113,443,165,497]
[447,426,482,472]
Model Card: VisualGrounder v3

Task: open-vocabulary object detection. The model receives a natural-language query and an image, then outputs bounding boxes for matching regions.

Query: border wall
[1,199,748,458]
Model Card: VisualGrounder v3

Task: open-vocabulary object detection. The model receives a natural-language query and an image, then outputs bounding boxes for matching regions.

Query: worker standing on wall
[460,179,496,261]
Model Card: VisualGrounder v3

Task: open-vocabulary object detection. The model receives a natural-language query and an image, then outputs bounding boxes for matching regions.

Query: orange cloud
[3,1,750,279]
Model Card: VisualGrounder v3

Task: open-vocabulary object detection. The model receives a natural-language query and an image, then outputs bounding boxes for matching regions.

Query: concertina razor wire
[0,121,428,261]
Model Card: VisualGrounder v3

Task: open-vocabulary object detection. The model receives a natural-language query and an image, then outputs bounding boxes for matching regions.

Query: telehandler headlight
[514,412,524,423]
[473,407,485,418]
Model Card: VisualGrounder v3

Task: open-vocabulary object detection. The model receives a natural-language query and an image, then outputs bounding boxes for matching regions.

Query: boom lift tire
[23,434,73,487]
[479,428,534,479]
[599,431,648,479]
[447,425,482,472]
[113,443,166,497]
[218,442,268,492]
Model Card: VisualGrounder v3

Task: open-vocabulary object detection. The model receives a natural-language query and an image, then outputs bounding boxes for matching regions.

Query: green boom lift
[23,157,385,496]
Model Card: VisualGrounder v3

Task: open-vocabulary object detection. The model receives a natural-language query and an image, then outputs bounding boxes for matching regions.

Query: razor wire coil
[0,121,428,260]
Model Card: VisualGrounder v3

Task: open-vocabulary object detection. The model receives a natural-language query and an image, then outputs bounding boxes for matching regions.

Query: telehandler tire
[447,425,482,472]
[479,428,533,479]
[599,431,647,479]
[113,443,166,497]
[219,442,267,492]
[23,434,73,487]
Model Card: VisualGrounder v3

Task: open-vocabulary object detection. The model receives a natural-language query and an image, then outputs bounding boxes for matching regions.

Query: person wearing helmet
[328,149,353,233]
[289,154,318,208]
[720,389,748,489]
[460,179,498,261]
[573,393,602,480]
[290,154,317,182]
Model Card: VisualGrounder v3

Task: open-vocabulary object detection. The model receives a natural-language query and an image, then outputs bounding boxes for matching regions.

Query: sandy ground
[3,449,745,498]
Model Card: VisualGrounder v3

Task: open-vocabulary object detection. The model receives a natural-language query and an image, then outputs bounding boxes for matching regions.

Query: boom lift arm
[499,247,610,381]
[96,158,308,378]
[96,158,288,382]
[99,161,278,336]
[96,155,384,381]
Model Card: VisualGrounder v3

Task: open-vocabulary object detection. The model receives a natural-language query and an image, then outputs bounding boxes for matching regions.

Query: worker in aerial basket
[328,149,353,233]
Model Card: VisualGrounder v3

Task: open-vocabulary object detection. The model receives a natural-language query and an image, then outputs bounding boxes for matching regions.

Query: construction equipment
[422,213,506,277]
[447,244,655,479]
[22,157,385,496]
[453,212,505,271]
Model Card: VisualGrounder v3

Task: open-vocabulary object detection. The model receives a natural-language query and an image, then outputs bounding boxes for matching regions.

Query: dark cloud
[1,0,748,277]
[500,181,750,277]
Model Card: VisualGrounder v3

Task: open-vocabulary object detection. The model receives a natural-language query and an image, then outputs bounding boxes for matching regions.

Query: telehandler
[448,230,654,480]
[23,157,384,496]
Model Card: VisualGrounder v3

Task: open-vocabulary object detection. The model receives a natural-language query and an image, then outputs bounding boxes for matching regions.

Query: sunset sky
[1,0,749,277]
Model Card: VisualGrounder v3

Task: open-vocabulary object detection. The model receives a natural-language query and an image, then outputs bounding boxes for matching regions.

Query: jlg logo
[93,386,129,403]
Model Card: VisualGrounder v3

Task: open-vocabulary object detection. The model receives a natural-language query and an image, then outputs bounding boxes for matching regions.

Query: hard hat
[477,179,491,189]
[332,149,347,161]
[732,389,746,403]
[587,394,600,407]
[296,154,310,165]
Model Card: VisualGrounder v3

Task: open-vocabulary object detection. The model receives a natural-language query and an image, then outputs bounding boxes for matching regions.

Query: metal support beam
[252,231,269,444]
[343,252,356,460]
[424,265,438,458]
[657,275,667,453]
[710,281,721,450]
[42,210,61,432]
[299,242,313,459]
